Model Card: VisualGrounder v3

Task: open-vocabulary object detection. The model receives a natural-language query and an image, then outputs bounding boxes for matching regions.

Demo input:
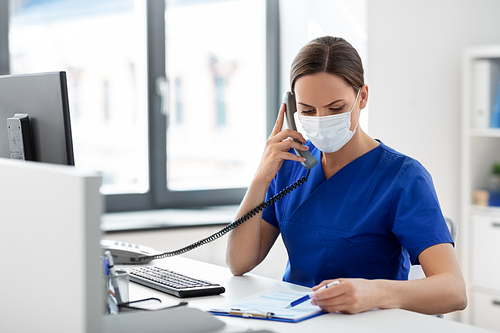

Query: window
[9,0,149,195]
[164,0,267,192]
[4,0,279,212]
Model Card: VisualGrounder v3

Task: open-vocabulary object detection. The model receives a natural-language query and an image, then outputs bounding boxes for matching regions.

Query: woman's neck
[321,129,379,179]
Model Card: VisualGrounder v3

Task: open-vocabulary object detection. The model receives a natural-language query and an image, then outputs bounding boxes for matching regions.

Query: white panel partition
[0,159,102,333]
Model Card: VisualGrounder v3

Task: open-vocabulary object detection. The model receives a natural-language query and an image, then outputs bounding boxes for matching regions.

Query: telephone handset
[104,93,318,264]
[282,92,318,170]
[100,239,157,264]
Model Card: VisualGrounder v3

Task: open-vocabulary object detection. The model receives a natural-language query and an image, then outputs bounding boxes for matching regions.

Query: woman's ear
[359,84,368,110]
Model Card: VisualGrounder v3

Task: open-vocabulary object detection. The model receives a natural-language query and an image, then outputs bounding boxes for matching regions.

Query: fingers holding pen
[310,279,379,314]
[310,280,352,313]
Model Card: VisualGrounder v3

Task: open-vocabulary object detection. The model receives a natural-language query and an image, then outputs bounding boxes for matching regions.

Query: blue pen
[102,257,109,276]
[105,250,123,304]
[285,280,340,308]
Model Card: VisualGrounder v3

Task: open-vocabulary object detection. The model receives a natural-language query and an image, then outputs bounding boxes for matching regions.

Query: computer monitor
[0,71,75,165]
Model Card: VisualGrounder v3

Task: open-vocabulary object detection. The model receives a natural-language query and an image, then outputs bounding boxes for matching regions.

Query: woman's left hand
[310,245,467,315]
[310,279,381,314]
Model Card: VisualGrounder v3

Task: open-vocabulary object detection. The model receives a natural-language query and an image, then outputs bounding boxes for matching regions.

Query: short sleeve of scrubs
[390,159,453,265]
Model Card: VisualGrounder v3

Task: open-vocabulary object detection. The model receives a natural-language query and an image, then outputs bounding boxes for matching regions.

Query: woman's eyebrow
[297,102,314,108]
[298,99,344,108]
[324,99,345,108]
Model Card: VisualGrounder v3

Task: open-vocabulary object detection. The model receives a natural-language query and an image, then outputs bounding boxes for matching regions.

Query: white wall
[279,0,372,152]
[280,0,367,91]
[367,0,500,237]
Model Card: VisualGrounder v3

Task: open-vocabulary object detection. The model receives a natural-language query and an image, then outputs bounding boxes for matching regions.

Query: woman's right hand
[254,103,310,185]
[227,103,305,276]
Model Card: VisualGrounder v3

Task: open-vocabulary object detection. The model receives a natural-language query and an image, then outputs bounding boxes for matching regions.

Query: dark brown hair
[290,36,364,94]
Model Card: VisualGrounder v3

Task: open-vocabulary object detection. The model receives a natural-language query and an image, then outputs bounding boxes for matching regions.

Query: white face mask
[298,89,360,153]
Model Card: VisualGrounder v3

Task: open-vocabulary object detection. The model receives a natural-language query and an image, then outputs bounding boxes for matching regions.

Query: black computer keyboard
[124,266,225,298]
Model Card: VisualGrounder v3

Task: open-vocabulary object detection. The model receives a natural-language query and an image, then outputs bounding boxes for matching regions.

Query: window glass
[165,0,267,191]
[9,0,149,194]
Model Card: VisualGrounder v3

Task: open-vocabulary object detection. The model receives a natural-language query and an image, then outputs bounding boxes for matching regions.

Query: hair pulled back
[290,36,364,94]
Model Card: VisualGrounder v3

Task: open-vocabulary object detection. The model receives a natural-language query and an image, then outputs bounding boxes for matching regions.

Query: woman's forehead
[295,73,354,104]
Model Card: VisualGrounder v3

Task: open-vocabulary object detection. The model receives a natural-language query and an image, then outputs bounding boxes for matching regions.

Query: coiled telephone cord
[138,169,311,262]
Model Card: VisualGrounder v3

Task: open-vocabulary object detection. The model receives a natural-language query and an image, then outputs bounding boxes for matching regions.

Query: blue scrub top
[262,140,453,288]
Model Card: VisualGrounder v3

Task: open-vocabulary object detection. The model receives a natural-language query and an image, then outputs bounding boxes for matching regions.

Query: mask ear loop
[349,88,362,133]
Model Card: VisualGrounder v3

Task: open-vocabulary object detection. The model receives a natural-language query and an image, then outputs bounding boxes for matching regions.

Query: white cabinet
[471,214,500,290]
[462,45,500,330]
[472,291,500,332]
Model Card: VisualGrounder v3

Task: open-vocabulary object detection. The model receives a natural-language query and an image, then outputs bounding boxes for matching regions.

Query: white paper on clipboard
[209,283,325,323]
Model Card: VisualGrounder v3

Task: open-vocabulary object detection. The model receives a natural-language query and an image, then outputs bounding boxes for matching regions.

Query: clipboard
[209,283,325,323]
[228,308,276,319]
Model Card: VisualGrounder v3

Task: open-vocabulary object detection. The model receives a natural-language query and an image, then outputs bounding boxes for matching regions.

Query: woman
[226,36,467,315]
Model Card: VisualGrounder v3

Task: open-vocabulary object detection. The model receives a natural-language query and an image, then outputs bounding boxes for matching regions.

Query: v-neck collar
[313,139,382,183]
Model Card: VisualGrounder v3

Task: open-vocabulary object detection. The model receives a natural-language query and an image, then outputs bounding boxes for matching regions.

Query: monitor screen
[0,71,75,165]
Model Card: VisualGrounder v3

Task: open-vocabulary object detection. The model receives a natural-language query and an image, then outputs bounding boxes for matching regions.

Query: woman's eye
[300,109,314,114]
[330,107,344,113]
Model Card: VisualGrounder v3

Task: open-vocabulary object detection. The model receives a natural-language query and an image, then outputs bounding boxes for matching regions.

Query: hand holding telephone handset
[105,92,318,264]
[282,91,318,170]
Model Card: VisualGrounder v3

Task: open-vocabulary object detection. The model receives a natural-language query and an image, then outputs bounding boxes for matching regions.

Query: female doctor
[226,36,467,315]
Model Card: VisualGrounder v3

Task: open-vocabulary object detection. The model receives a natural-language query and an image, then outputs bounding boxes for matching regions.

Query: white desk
[121,257,494,333]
